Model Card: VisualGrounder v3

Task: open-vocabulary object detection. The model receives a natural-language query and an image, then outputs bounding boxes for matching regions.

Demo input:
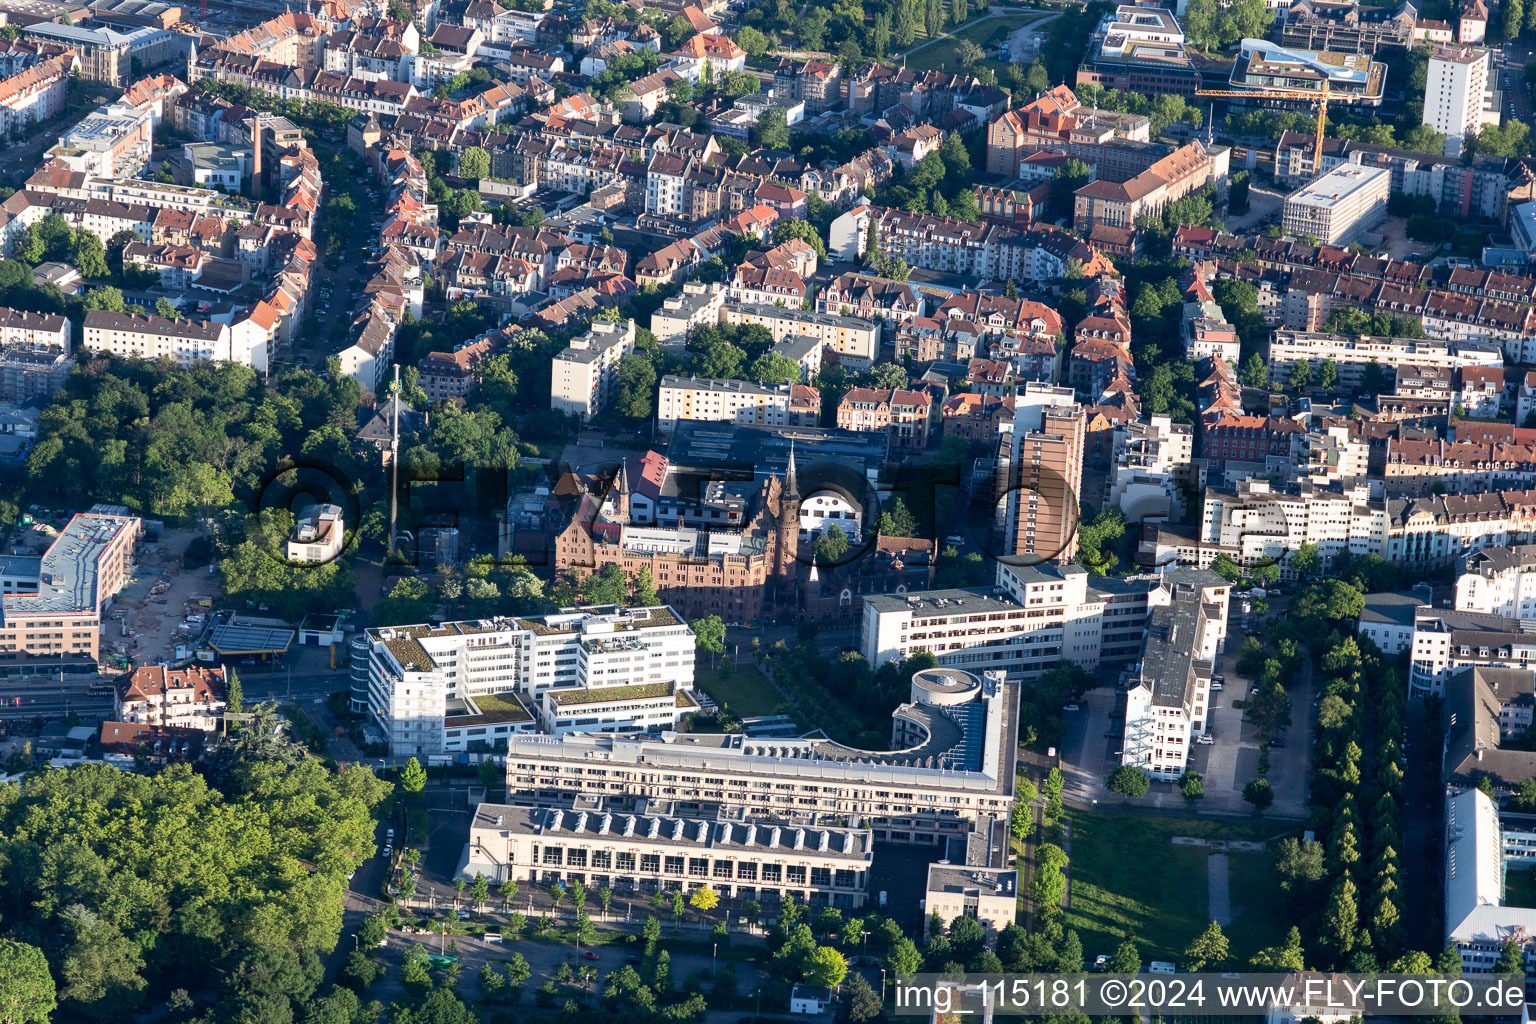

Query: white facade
[463,801,874,909]
[1407,607,1536,697]
[82,310,264,368]
[286,503,344,564]
[656,375,794,434]
[859,563,1230,679]
[1121,595,1220,782]
[722,302,880,370]
[1424,46,1497,156]
[1199,478,1389,572]
[1281,164,1390,245]
[1455,546,1536,623]
[366,604,695,755]
[551,318,636,420]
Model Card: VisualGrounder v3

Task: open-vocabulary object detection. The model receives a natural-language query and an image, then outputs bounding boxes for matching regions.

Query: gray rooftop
[1139,597,1210,709]
[1360,589,1428,628]
[2,512,136,619]
[472,801,874,859]
[864,588,1014,617]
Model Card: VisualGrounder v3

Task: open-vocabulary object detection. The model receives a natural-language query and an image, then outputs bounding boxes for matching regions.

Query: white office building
[1455,545,1536,624]
[503,668,1017,847]
[461,800,875,909]
[364,604,696,755]
[859,563,1230,680]
[1121,593,1220,782]
[1281,164,1390,245]
[82,310,267,370]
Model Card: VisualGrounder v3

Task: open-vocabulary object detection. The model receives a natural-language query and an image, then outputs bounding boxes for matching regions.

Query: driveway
[1058,686,1117,806]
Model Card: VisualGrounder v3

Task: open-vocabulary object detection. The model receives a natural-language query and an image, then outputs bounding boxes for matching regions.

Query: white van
[1148,962,1176,974]
[484,932,503,944]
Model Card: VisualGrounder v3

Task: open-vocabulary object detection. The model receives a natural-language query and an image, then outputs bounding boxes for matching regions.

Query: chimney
[247,115,262,199]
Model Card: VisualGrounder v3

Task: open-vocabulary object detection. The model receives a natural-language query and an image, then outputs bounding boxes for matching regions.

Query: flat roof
[2,512,136,619]
[207,623,295,654]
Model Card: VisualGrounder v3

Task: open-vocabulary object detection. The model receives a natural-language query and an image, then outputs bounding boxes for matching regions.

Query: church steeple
[784,442,799,501]
[612,459,631,524]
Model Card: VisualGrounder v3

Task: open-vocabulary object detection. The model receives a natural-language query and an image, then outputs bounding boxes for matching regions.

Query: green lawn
[694,662,797,720]
[1507,864,1536,908]
[903,13,1047,72]
[1064,811,1298,964]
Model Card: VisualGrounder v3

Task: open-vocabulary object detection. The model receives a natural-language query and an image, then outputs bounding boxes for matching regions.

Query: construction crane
[1195,84,1379,177]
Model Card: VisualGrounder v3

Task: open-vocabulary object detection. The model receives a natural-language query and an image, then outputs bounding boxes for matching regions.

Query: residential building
[1424,46,1498,156]
[835,387,933,451]
[550,318,636,420]
[1357,590,1427,655]
[363,604,695,755]
[1005,383,1085,565]
[860,563,1231,679]
[1407,606,1536,697]
[0,306,71,404]
[117,663,228,732]
[656,376,796,434]
[1455,545,1536,623]
[82,310,268,371]
[722,303,880,370]
[1281,164,1390,244]
[1227,39,1385,108]
[500,667,1017,847]
[1267,330,1502,390]
[651,281,726,347]
[462,800,874,908]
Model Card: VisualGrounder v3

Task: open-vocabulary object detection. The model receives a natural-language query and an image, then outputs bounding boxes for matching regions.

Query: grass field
[903,13,1048,72]
[1507,865,1536,909]
[694,662,798,721]
[1064,811,1299,964]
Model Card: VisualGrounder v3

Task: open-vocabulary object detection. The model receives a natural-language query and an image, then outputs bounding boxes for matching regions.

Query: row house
[1383,440,1536,494]
[835,387,934,450]
[1396,363,1506,420]
[991,332,1064,386]
[818,274,925,327]
[942,392,1013,444]
[895,316,982,364]
[0,51,76,136]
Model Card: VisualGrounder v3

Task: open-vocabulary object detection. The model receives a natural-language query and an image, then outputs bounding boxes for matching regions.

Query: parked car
[625,955,643,965]
[1062,704,1080,712]
[1196,735,1214,745]
[583,951,600,961]
[1270,738,1286,748]
[1210,683,1224,692]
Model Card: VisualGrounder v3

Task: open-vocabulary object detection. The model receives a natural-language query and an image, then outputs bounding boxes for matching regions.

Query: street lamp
[880,968,887,1003]
[712,942,717,976]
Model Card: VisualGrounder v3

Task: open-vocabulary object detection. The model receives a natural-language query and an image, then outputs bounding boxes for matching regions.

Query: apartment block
[656,375,794,434]
[82,310,268,370]
[721,302,880,370]
[550,318,636,420]
[1424,46,1497,156]
[463,800,873,909]
[1006,383,1084,565]
[1267,330,1503,390]
[1407,606,1536,697]
[859,563,1230,679]
[835,387,933,451]
[364,604,695,755]
[1455,545,1536,623]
